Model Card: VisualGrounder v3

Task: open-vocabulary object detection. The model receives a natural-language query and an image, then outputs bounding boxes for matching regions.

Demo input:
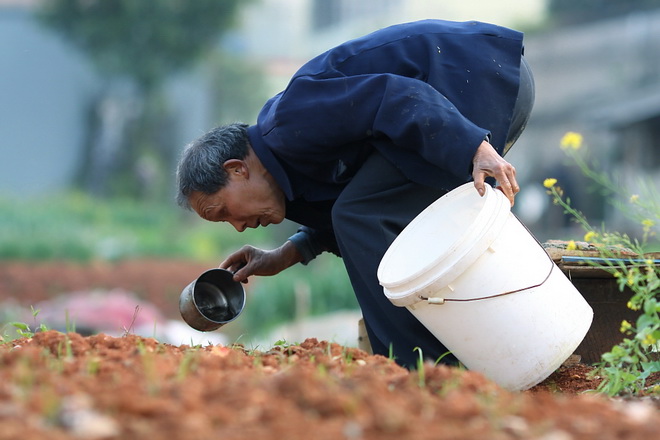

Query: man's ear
[223,159,249,178]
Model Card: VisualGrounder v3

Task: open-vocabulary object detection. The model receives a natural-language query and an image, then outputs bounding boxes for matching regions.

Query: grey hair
[175,123,250,210]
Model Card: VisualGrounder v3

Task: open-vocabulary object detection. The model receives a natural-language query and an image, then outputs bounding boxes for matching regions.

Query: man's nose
[229,220,247,232]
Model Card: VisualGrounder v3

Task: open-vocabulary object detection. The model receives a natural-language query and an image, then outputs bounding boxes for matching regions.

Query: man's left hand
[472,140,519,206]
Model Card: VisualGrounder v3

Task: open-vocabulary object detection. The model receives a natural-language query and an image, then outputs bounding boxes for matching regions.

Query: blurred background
[2,0,659,348]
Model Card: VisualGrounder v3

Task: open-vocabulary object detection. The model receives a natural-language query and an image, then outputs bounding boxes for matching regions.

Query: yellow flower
[565,240,577,251]
[626,301,639,310]
[560,132,583,150]
[620,320,632,333]
[543,178,557,188]
[642,334,657,346]
[630,194,639,203]
[641,219,655,228]
[584,231,597,242]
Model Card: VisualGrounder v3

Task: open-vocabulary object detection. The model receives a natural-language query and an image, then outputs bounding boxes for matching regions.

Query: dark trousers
[332,152,457,368]
[331,57,534,368]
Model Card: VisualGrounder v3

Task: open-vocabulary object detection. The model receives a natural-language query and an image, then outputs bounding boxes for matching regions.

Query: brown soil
[1,260,659,439]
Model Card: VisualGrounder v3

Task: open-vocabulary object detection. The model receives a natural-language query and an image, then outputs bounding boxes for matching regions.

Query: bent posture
[176,19,535,368]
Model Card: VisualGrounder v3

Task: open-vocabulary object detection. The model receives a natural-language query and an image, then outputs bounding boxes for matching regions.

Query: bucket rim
[378,183,510,306]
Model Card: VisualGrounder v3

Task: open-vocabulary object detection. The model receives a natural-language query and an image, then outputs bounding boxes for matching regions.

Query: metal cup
[179,268,246,332]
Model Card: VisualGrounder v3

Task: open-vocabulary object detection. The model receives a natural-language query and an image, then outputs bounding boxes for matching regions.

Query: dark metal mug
[179,268,246,332]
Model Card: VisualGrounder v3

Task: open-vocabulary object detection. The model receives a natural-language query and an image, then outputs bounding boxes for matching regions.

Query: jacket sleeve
[287,226,341,265]
[260,73,490,181]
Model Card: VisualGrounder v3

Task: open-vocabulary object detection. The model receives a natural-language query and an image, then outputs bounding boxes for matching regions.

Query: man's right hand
[220,241,303,283]
[472,140,519,206]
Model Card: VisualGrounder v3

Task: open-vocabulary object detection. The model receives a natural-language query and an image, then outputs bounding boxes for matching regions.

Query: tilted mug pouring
[179,268,246,332]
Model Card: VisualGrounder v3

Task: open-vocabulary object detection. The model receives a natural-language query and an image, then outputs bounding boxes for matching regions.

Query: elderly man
[176,19,534,368]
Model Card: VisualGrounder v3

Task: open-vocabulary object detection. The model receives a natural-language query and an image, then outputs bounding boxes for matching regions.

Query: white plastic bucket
[377,182,593,391]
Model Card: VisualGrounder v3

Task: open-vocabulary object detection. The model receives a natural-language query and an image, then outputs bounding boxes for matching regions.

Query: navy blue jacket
[247,20,524,260]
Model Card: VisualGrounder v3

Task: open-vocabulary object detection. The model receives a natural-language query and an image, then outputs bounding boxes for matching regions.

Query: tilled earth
[0,331,658,440]
[0,260,658,439]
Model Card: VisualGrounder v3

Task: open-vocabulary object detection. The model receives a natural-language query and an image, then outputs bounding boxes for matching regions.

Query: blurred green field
[0,192,358,342]
[0,192,274,262]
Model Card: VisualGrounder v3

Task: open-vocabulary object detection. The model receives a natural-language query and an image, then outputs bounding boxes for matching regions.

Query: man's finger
[472,171,487,196]
[232,265,250,282]
[473,181,485,196]
[495,182,516,206]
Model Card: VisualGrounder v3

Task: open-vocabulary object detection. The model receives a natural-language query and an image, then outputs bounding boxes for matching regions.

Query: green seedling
[64,309,76,334]
[273,339,294,348]
[176,347,200,382]
[342,347,354,365]
[413,347,426,387]
[136,339,160,395]
[86,357,101,376]
[433,350,455,366]
[315,362,329,379]
[8,306,49,339]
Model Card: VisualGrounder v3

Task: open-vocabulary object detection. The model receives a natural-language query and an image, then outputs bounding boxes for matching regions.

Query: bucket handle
[420,215,555,304]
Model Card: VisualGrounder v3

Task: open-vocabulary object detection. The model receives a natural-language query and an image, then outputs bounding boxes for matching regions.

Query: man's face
[189,160,285,232]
